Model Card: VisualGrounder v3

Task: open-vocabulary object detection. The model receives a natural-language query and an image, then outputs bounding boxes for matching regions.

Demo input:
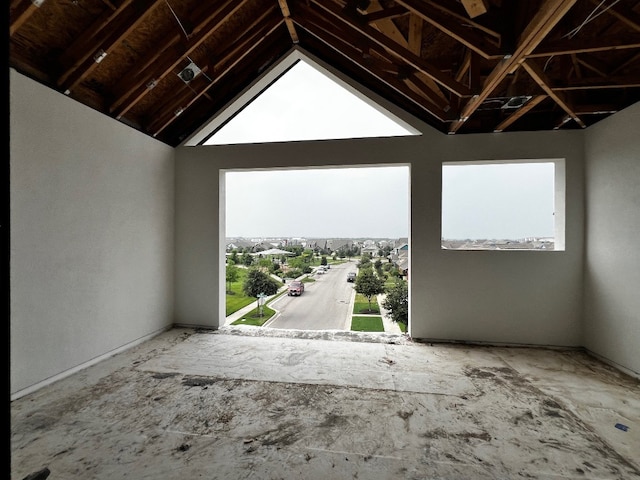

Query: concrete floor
[11,326,640,479]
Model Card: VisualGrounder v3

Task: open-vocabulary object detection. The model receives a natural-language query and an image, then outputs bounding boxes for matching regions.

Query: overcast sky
[225,167,410,239]
[442,163,555,239]
[206,60,413,145]
[217,60,555,241]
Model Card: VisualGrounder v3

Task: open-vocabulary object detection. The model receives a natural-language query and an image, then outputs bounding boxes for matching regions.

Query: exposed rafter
[394,0,502,60]
[278,0,299,44]
[310,0,472,97]
[494,95,548,132]
[9,0,640,146]
[449,0,578,134]
[522,59,586,128]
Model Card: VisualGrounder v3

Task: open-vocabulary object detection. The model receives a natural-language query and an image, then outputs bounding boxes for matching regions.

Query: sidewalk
[356,293,402,335]
[224,282,288,326]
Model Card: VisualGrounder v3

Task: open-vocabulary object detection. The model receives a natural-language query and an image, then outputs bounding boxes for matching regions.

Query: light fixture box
[178,62,201,83]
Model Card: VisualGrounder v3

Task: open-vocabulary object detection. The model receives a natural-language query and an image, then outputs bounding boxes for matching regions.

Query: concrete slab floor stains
[11,327,640,479]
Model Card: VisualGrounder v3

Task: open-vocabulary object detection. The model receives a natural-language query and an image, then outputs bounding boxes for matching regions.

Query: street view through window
[224,166,410,335]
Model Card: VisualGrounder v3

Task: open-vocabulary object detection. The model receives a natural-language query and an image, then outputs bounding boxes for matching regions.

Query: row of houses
[225,237,409,279]
[225,237,408,255]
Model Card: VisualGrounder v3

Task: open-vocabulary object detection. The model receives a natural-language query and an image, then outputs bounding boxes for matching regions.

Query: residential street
[266,262,357,330]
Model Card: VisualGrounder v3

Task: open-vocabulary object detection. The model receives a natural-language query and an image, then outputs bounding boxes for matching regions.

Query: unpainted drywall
[584,101,640,376]
[10,69,176,396]
[175,125,585,347]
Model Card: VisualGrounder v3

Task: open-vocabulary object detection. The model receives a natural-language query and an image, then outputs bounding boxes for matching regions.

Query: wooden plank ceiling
[9,0,640,147]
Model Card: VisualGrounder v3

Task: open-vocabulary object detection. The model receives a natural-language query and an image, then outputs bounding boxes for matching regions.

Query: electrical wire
[165,0,189,38]
[545,0,621,71]
[562,0,621,39]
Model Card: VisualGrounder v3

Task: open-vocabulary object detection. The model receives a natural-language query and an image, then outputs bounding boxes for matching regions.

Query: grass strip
[351,316,385,332]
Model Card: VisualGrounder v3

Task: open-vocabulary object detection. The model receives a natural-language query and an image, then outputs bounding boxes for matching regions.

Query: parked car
[347,272,356,282]
[317,266,326,274]
[288,280,304,296]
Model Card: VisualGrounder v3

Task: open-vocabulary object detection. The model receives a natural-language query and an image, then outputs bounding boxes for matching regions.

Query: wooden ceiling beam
[310,0,471,97]
[553,114,575,130]
[394,0,502,59]
[611,51,640,75]
[552,75,640,90]
[147,14,284,137]
[575,56,609,78]
[364,6,409,23]
[57,0,154,93]
[449,0,577,133]
[455,50,471,83]
[571,53,582,78]
[10,0,41,37]
[460,0,488,19]
[493,95,547,132]
[294,11,454,121]
[590,0,640,32]
[574,104,617,115]
[111,0,250,119]
[301,2,450,111]
[408,13,423,55]
[366,1,447,103]
[418,0,501,42]
[527,32,640,57]
[366,48,449,111]
[522,59,586,127]
[278,0,299,44]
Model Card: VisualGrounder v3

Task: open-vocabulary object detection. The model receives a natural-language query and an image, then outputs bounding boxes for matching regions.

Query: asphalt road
[267,262,358,330]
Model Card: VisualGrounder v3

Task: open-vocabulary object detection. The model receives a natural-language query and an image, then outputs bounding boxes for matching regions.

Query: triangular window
[195,52,419,145]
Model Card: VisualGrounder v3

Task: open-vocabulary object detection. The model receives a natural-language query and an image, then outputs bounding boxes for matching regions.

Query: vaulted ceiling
[9,0,640,147]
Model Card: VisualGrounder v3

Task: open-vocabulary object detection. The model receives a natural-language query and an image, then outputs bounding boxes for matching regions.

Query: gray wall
[584,101,640,376]
[10,69,175,396]
[175,126,585,347]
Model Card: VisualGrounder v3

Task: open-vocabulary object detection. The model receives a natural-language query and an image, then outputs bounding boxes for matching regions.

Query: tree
[225,262,239,294]
[382,280,408,327]
[243,268,279,312]
[358,255,372,269]
[354,268,385,313]
[320,256,327,266]
[241,251,253,266]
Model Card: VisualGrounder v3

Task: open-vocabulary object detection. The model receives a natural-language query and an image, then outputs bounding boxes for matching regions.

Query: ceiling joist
[394,0,502,60]
[310,0,472,97]
[9,0,640,146]
[522,59,586,128]
[449,0,578,134]
[278,0,299,44]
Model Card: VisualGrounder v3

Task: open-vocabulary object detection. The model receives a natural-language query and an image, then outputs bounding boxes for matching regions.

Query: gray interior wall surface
[175,127,585,347]
[584,101,640,376]
[10,69,176,395]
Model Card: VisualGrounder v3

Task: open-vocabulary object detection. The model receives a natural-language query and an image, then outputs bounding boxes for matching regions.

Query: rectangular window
[441,160,565,251]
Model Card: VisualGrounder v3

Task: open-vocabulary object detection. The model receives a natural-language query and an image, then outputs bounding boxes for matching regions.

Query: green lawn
[351,316,384,332]
[225,269,254,316]
[397,321,407,333]
[225,269,284,316]
[231,305,276,326]
[353,293,380,314]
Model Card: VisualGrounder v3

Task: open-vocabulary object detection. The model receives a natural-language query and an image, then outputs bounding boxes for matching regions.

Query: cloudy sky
[218,60,555,241]
[442,162,555,240]
[225,167,410,239]
[206,60,414,145]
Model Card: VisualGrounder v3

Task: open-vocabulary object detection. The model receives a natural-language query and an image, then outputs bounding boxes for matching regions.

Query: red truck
[288,280,304,296]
